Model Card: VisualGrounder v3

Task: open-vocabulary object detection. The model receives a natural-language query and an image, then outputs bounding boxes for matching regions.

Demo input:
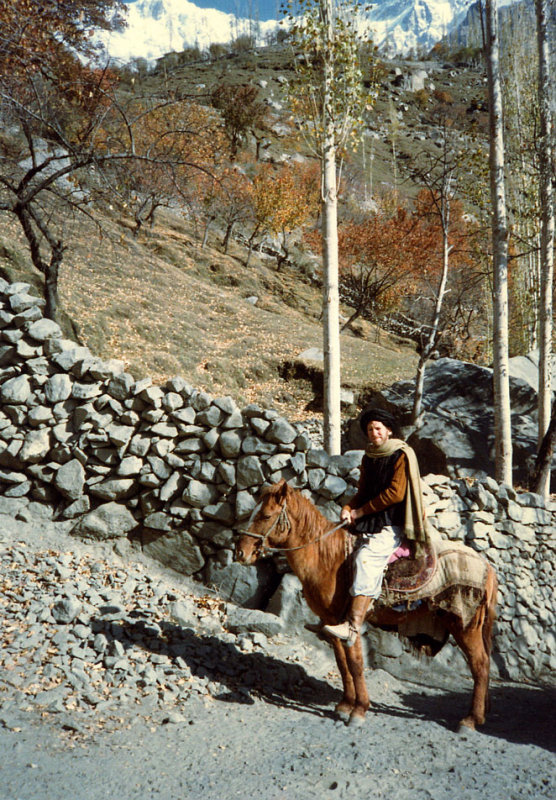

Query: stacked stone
[422,474,555,682]
[0,281,360,584]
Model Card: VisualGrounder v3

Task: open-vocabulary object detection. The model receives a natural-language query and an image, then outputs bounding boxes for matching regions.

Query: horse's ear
[275,478,289,501]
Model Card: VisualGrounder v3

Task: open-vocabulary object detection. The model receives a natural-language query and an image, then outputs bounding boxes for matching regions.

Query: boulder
[72,501,138,539]
[141,528,204,575]
[371,356,554,489]
[205,561,278,608]
[225,606,285,637]
[266,573,319,630]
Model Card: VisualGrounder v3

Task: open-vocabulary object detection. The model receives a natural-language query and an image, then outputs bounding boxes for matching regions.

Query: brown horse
[235,479,498,731]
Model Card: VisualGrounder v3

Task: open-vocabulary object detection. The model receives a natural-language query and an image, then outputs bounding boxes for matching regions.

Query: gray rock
[52,596,82,624]
[159,472,182,502]
[206,561,277,608]
[72,502,137,539]
[265,418,297,444]
[53,347,91,371]
[9,292,43,314]
[235,490,257,519]
[306,449,330,468]
[202,501,235,525]
[28,406,53,426]
[318,475,347,499]
[72,382,102,400]
[171,407,196,425]
[0,375,31,404]
[236,456,265,489]
[169,599,199,628]
[106,423,135,448]
[129,434,151,457]
[144,512,174,531]
[19,428,51,463]
[217,461,236,486]
[107,373,135,400]
[241,436,276,455]
[226,607,285,637]
[196,406,223,427]
[59,496,91,519]
[54,459,86,500]
[182,479,217,508]
[117,456,144,476]
[45,373,72,403]
[26,318,63,341]
[266,573,319,630]
[219,431,243,458]
[89,478,134,500]
[142,529,204,575]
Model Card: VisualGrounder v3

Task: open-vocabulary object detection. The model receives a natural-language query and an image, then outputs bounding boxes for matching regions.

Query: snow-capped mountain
[361,0,473,56]
[97,0,519,64]
[96,0,278,64]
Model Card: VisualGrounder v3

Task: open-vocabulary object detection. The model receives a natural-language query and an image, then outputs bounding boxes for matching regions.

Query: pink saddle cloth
[387,544,412,564]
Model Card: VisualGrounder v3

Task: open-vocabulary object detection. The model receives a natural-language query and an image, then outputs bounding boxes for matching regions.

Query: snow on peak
[96,0,519,64]
[97,0,278,64]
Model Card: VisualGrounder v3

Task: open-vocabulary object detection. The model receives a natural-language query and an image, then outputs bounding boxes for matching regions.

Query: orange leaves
[253,162,319,237]
[0,1,125,80]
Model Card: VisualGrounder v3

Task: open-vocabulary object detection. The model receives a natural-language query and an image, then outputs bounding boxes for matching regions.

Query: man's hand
[341,508,362,524]
[340,507,351,523]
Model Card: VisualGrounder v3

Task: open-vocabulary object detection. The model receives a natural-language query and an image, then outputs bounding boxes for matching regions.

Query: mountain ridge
[97,0,518,64]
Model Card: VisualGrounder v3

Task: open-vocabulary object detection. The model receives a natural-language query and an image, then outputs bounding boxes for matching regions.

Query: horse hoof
[335,708,351,723]
[348,713,366,727]
[457,717,478,735]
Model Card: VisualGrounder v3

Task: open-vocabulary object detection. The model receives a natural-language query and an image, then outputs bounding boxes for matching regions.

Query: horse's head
[234,480,292,565]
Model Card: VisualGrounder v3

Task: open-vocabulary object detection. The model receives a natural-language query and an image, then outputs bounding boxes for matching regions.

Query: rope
[235,500,347,554]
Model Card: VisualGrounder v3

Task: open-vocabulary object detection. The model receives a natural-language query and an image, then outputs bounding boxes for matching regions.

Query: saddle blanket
[380,536,489,628]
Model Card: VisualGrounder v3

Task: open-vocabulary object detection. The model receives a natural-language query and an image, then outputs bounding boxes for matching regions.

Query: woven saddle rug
[379,537,489,628]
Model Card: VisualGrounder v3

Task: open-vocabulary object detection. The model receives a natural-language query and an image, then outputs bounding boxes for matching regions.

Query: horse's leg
[330,638,356,720]
[450,569,497,730]
[343,635,370,726]
[451,623,490,730]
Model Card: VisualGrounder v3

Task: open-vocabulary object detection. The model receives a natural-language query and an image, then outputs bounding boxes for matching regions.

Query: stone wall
[0,280,553,683]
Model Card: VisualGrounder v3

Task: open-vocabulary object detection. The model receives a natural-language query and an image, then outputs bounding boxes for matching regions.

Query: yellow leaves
[253,163,315,235]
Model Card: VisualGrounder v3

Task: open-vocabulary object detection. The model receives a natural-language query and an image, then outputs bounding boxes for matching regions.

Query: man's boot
[323,595,373,647]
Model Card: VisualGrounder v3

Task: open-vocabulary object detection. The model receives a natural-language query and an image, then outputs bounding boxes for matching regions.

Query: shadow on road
[399,682,556,751]
[97,615,340,721]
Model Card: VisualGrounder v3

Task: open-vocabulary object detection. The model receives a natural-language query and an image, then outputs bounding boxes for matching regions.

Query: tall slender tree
[533,0,554,498]
[483,0,513,484]
[284,0,377,453]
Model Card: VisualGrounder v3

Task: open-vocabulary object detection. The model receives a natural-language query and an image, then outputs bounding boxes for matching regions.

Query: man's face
[366,420,392,447]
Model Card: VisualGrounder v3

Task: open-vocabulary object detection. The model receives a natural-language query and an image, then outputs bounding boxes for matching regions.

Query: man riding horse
[323,407,429,647]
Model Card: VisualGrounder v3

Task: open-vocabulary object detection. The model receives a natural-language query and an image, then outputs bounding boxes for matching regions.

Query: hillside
[0,204,421,422]
[0,44,492,424]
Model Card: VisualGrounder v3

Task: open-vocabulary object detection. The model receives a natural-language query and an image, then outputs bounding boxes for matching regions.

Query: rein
[236,500,347,554]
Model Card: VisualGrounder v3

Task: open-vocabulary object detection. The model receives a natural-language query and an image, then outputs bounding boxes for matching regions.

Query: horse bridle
[236,500,346,555]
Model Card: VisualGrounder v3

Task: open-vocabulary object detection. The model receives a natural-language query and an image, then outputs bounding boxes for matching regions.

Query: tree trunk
[411,202,451,425]
[321,0,341,455]
[16,204,64,321]
[535,0,554,499]
[201,215,215,249]
[222,220,235,253]
[529,401,555,495]
[484,0,513,485]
